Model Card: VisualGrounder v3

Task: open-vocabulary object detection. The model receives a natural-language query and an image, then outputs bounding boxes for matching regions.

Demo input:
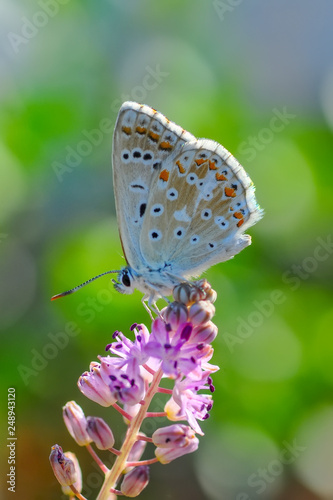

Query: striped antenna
[51,270,121,301]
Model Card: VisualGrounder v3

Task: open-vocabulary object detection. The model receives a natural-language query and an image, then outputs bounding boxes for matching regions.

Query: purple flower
[152,424,199,464]
[120,465,150,497]
[106,324,150,368]
[60,452,82,496]
[49,445,77,487]
[78,362,117,407]
[63,401,92,446]
[166,373,215,435]
[145,318,217,379]
[86,417,115,450]
[99,355,145,406]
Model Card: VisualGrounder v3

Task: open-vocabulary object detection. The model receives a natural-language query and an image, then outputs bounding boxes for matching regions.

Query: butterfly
[52,102,263,311]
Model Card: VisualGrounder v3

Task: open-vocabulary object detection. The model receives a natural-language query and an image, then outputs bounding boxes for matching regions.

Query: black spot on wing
[140,203,147,217]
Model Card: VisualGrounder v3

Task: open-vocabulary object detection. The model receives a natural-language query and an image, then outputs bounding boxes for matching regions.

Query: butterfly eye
[122,273,131,287]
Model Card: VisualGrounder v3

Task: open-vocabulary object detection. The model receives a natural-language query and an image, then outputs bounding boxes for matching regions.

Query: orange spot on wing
[237,219,244,227]
[176,160,185,174]
[159,169,169,182]
[136,126,147,134]
[216,172,227,181]
[233,211,243,219]
[209,160,218,170]
[195,158,207,166]
[225,187,236,198]
[148,131,160,142]
[122,126,132,135]
[159,141,173,150]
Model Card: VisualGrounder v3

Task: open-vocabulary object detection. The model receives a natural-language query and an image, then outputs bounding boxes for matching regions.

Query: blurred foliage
[1,1,333,499]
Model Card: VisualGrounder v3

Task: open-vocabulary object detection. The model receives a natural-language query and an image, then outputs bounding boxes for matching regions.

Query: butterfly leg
[141,294,155,321]
[149,293,172,320]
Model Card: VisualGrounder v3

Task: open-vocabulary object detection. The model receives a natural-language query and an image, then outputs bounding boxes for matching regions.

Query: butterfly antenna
[51,270,121,301]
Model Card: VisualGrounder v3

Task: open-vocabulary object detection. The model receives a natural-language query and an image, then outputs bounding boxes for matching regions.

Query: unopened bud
[120,466,149,497]
[61,452,82,496]
[196,279,211,294]
[63,401,92,446]
[191,322,218,343]
[205,288,217,303]
[126,437,147,464]
[172,283,194,305]
[49,445,77,487]
[188,301,215,325]
[122,435,148,473]
[189,286,207,303]
[163,302,188,329]
[86,416,115,450]
[78,362,117,407]
[164,397,183,422]
[152,424,199,464]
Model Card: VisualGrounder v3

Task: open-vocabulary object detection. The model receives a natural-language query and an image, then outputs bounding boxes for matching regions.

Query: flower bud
[191,322,218,344]
[172,283,194,305]
[49,445,77,487]
[205,288,217,303]
[61,452,82,496]
[98,356,145,406]
[164,397,183,421]
[196,279,211,294]
[188,301,215,325]
[129,437,147,460]
[189,285,207,303]
[152,425,199,464]
[78,362,117,407]
[63,401,92,446]
[120,466,149,497]
[86,416,115,450]
[163,301,188,329]
[122,436,148,474]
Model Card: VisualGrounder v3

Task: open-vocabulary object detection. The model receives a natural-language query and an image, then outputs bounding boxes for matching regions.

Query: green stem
[96,367,163,500]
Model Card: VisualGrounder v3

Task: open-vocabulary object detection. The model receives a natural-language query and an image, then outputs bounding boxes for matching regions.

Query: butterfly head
[112,267,136,295]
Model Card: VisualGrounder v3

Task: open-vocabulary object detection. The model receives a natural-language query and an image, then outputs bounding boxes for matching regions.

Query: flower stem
[86,444,109,474]
[112,403,132,420]
[96,367,163,500]
[157,387,172,394]
[146,411,167,418]
[137,434,153,443]
[126,457,158,466]
[70,485,88,500]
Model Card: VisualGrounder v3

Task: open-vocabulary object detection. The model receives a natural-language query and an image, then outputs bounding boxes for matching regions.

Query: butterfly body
[112,102,263,305]
[114,266,178,301]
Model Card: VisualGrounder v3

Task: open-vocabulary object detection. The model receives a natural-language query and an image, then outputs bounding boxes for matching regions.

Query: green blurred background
[1,1,333,499]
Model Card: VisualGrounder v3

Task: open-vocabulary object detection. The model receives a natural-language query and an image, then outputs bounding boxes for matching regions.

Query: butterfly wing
[139,138,263,277]
[112,102,195,270]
